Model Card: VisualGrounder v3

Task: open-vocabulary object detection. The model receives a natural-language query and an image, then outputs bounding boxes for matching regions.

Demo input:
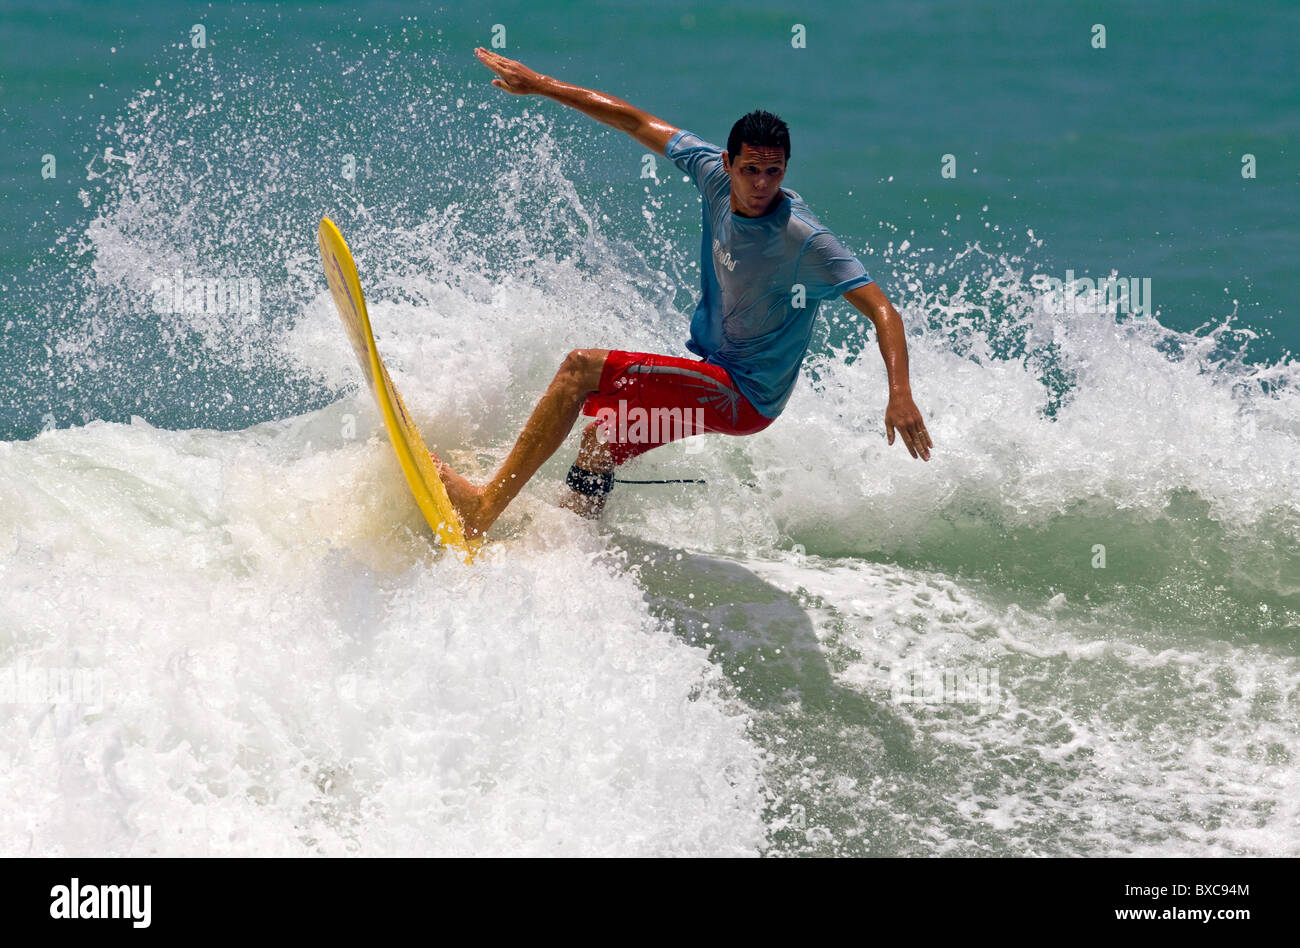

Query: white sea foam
[0,419,768,856]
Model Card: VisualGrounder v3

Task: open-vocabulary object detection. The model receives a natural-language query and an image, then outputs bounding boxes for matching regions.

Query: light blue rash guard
[665,129,873,418]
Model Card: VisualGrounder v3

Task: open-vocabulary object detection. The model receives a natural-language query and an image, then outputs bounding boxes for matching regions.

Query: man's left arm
[842,282,932,461]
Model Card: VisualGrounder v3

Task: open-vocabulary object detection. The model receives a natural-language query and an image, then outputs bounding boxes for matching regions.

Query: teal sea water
[1,1,1297,855]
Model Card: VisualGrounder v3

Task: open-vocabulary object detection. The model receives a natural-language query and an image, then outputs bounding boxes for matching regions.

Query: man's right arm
[475,47,678,155]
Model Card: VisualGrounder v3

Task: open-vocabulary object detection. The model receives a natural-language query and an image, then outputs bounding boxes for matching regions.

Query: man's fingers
[478,48,519,73]
[898,422,931,460]
[912,426,932,460]
[898,426,916,456]
[476,48,510,77]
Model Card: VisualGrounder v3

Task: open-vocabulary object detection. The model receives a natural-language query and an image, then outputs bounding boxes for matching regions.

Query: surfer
[435,48,932,538]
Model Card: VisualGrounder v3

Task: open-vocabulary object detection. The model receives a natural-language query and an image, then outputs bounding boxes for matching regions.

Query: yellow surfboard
[317,217,475,558]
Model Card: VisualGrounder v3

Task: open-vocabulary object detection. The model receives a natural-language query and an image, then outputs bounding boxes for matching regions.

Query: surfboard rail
[317,216,476,559]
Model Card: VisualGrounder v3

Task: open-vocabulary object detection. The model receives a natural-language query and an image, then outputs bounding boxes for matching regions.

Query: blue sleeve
[797,230,872,300]
[665,129,724,191]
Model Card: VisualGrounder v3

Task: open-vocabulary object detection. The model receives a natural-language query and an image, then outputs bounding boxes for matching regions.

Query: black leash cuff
[566,465,614,497]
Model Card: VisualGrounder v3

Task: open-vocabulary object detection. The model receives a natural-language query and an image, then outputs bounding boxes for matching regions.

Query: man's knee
[559,348,608,394]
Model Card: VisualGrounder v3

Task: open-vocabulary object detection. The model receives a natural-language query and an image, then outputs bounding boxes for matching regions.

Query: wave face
[2,18,1297,856]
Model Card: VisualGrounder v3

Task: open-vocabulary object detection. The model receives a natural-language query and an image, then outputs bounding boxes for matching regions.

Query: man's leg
[558,420,615,519]
[563,351,782,525]
[435,348,610,537]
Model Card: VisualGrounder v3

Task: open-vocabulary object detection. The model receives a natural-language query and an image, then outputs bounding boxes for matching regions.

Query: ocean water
[1,1,1297,856]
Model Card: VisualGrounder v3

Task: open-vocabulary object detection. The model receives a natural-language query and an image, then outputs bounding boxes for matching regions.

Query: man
[435,48,932,538]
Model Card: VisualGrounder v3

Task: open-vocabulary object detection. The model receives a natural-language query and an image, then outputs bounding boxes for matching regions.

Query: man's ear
[721,150,730,170]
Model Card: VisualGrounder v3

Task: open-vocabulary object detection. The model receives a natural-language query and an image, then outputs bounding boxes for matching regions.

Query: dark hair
[727,110,791,163]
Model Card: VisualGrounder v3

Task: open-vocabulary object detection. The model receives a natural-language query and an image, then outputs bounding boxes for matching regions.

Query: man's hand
[474,47,678,153]
[842,282,932,462]
[885,392,932,461]
[475,48,550,95]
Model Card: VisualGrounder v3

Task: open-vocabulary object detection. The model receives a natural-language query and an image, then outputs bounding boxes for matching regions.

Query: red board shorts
[580,350,775,465]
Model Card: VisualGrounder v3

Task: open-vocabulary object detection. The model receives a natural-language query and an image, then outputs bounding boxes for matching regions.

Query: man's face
[723,143,787,217]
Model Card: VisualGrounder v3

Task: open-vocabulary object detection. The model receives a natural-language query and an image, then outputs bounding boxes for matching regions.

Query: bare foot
[430,453,494,538]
